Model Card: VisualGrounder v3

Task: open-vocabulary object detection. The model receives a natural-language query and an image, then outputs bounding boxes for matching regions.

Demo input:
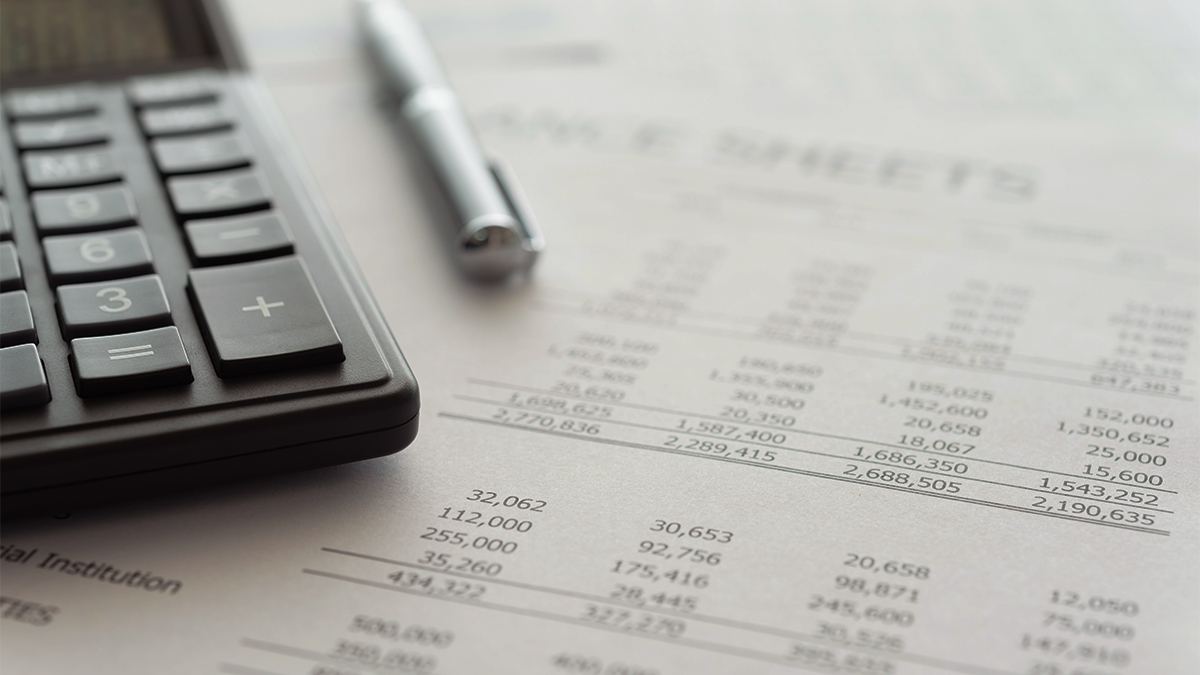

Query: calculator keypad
[0,70,349,403]
[2,68,417,515]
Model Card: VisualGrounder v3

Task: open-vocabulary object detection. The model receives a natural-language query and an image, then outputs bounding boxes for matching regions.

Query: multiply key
[167,169,270,217]
[188,256,343,377]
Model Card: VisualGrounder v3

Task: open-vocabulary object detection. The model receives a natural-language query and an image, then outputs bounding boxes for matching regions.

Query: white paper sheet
[2,1,1196,673]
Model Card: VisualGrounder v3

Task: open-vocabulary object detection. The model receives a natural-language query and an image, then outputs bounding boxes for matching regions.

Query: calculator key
[167,169,271,217]
[42,228,154,286]
[0,344,50,409]
[0,291,38,347]
[22,148,121,189]
[0,242,22,292]
[188,256,343,377]
[57,275,172,339]
[140,103,234,137]
[13,117,108,150]
[186,212,294,265]
[151,132,251,175]
[69,326,192,397]
[0,199,11,239]
[128,70,221,107]
[32,184,138,235]
[4,84,100,120]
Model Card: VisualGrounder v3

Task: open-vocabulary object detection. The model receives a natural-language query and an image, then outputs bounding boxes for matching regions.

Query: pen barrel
[402,88,528,279]
[402,88,516,229]
[358,0,538,280]
[356,0,447,93]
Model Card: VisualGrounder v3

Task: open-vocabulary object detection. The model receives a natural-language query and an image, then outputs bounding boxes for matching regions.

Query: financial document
[2,1,1197,673]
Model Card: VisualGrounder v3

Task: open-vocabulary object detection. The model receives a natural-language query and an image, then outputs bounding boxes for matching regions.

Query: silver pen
[356,0,543,281]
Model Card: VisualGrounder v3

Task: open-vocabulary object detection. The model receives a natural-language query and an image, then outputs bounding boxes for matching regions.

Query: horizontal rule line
[303,568,1021,675]
[454,394,1175,511]
[239,637,436,675]
[439,412,1170,536]
[459,382,1179,495]
[218,663,293,675]
[315,546,1026,675]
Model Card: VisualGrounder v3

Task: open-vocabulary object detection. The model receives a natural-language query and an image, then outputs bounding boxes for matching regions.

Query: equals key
[69,326,193,397]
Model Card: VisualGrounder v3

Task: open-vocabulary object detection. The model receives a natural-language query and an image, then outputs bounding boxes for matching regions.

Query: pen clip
[487,157,544,274]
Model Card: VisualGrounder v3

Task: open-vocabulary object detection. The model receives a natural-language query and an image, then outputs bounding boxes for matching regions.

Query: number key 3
[56,275,173,338]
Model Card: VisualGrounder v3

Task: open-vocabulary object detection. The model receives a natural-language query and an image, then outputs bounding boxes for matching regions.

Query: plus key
[187,256,343,377]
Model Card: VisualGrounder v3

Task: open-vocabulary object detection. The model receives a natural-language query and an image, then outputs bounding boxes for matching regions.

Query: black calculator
[0,0,420,517]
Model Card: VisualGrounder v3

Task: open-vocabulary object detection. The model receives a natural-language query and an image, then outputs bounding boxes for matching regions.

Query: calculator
[0,0,420,517]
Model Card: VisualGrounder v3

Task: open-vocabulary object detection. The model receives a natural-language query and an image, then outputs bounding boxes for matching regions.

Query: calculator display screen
[0,0,215,77]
